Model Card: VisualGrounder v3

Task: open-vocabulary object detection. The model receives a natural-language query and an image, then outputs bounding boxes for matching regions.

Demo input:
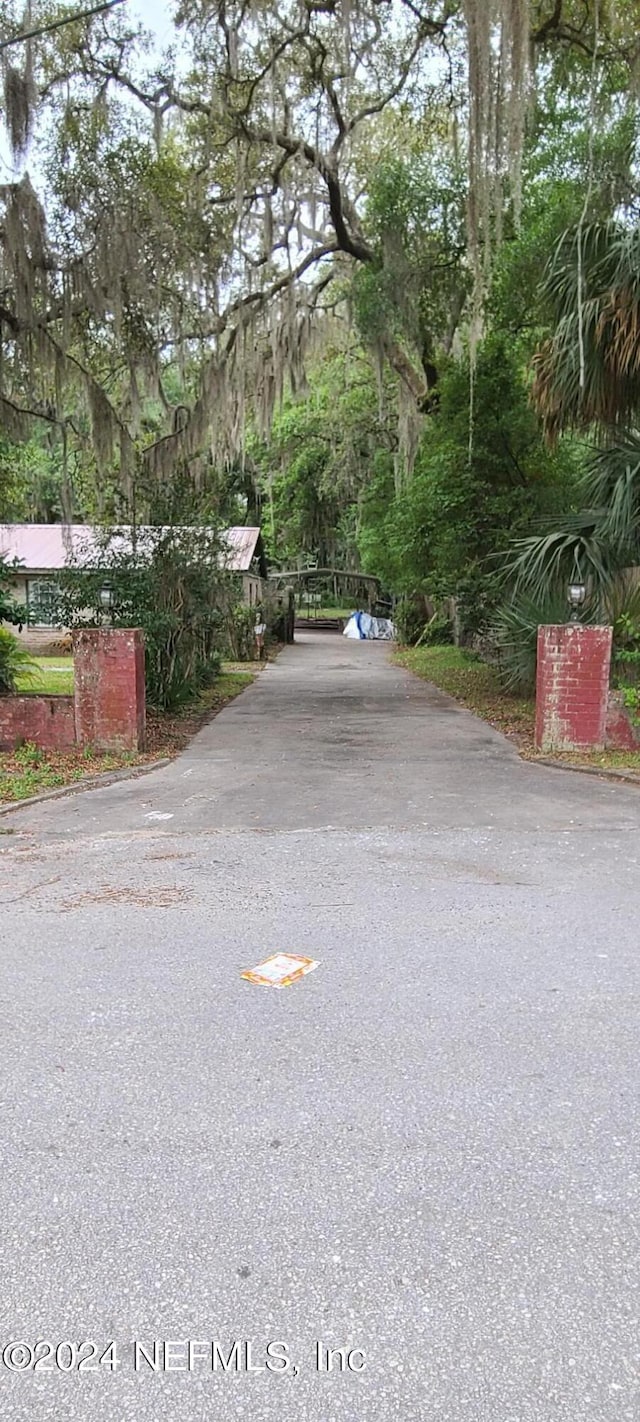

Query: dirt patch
[60,884,192,910]
[145,851,194,862]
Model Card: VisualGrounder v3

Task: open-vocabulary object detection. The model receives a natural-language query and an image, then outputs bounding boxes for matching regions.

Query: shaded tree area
[252,56,639,646]
[357,339,580,637]
[248,339,396,568]
[1,0,640,673]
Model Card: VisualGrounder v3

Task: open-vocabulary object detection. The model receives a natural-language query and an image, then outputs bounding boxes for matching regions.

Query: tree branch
[246,125,373,263]
[532,0,564,42]
[0,0,126,52]
[343,15,447,139]
[0,392,59,426]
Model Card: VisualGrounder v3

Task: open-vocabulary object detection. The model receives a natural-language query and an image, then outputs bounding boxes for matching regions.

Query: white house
[0,523,268,648]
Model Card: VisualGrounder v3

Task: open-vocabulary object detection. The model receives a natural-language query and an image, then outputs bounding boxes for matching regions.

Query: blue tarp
[343,611,395,640]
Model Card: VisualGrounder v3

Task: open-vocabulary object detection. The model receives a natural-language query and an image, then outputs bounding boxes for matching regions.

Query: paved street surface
[1,631,639,1421]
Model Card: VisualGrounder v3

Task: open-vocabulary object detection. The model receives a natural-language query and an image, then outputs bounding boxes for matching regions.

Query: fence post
[73,628,146,752]
[535,624,612,752]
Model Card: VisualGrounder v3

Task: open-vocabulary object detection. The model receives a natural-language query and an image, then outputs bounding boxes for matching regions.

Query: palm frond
[491,589,597,694]
[582,433,640,554]
[603,569,640,629]
[502,512,620,604]
[532,221,640,437]
[0,628,36,694]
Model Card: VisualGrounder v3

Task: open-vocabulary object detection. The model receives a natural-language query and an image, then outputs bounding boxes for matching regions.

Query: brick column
[73,629,146,752]
[535,624,612,753]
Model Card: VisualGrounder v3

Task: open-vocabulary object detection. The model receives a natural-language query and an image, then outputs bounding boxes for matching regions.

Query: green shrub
[0,629,36,694]
[0,557,23,627]
[608,577,640,690]
[422,613,453,646]
[393,596,437,646]
[490,591,596,694]
[620,683,640,722]
[223,603,256,660]
[49,527,227,711]
[13,740,44,766]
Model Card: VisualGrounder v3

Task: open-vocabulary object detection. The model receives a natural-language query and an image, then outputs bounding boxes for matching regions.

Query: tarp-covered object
[343,611,396,641]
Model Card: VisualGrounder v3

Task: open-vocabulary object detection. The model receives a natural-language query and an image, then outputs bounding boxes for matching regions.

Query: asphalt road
[1,632,639,1421]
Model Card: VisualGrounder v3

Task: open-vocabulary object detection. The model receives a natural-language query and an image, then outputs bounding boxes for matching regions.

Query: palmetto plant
[506,219,640,607]
[491,589,597,694]
[533,223,640,440]
[587,432,640,552]
[502,436,640,605]
[504,507,619,606]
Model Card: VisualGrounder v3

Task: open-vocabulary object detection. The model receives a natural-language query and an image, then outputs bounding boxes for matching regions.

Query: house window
[26,578,58,627]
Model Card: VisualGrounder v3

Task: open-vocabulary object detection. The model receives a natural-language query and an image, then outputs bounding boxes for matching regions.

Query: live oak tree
[0,0,637,507]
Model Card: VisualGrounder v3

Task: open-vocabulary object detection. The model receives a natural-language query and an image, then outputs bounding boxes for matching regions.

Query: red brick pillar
[73,629,146,752]
[535,624,612,753]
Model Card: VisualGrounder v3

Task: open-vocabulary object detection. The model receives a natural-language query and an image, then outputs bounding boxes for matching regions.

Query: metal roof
[0,524,264,574]
[219,526,264,572]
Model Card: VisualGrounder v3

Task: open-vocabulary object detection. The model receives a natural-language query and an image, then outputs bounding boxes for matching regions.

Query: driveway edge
[0,757,172,816]
[532,756,640,786]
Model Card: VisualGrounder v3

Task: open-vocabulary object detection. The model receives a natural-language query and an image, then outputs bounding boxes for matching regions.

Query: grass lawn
[0,666,255,804]
[546,748,640,773]
[296,605,355,620]
[394,644,640,777]
[16,655,74,695]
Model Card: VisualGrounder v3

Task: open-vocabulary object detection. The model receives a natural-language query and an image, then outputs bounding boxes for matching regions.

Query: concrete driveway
[1,632,639,1421]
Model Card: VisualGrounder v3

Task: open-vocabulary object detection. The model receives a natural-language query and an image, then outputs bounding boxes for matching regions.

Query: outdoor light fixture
[567,579,586,621]
[99,586,114,613]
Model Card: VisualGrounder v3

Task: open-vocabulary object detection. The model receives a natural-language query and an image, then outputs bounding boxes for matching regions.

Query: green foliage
[417,612,453,646]
[358,337,579,639]
[0,438,68,522]
[490,590,594,695]
[492,573,640,699]
[533,222,640,438]
[223,603,257,661]
[587,435,640,555]
[167,25,640,677]
[620,684,640,722]
[503,511,616,604]
[49,528,226,711]
[608,577,640,695]
[391,598,451,647]
[490,95,638,347]
[503,435,640,606]
[392,597,433,646]
[0,629,36,695]
[353,151,467,369]
[12,741,44,768]
[0,557,24,627]
[254,341,391,569]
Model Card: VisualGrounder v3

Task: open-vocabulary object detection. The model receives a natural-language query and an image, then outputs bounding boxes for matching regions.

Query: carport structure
[269,565,384,626]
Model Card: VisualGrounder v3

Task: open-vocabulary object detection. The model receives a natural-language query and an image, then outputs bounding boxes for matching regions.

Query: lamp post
[567,579,586,622]
[99,585,114,626]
